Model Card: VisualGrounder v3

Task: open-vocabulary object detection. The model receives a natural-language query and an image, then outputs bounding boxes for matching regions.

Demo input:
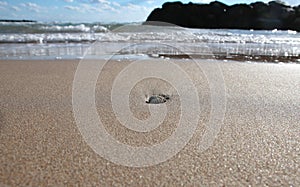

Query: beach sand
[0,59,299,186]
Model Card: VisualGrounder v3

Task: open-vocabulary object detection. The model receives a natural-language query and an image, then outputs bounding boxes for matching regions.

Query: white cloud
[126,3,142,10]
[64,0,74,2]
[64,3,107,13]
[112,2,120,7]
[80,3,102,13]
[11,6,20,11]
[21,2,41,12]
[80,2,120,13]
[60,1,154,22]
[0,1,7,6]
[102,3,116,11]
[146,0,155,4]
[92,0,110,4]
[277,0,299,6]
[122,3,152,13]
[64,5,81,11]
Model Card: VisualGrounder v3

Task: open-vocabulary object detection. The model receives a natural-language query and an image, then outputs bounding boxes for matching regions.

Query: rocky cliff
[145,1,300,31]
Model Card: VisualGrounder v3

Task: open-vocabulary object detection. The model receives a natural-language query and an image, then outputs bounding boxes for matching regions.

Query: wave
[41,24,108,33]
[0,28,299,44]
[0,22,112,34]
[0,23,299,61]
[0,23,298,44]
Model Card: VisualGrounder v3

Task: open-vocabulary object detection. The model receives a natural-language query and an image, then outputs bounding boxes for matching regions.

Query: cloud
[126,3,142,10]
[146,0,155,4]
[60,1,155,22]
[3,0,156,22]
[80,4,98,12]
[102,4,116,11]
[0,1,7,9]
[281,0,299,6]
[0,1,7,6]
[112,2,120,7]
[79,2,119,13]
[64,5,81,11]
[64,3,104,13]
[91,0,110,4]
[124,3,151,12]
[21,2,41,12]
[11,6,20,11]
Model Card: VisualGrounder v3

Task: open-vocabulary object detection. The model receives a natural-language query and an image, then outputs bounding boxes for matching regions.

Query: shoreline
[1,54,300,64]
[155,53,300,63]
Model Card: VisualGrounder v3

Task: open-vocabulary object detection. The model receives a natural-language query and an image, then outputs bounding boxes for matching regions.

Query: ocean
[0,21,299,62]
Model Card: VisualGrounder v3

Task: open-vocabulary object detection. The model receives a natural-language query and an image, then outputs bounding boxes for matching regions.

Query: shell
[146,94,170,104]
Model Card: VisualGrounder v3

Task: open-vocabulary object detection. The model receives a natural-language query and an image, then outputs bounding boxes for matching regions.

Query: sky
[0,0,299,23]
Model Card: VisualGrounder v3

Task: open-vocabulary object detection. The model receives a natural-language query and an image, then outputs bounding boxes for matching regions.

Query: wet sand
[0,59,299,186]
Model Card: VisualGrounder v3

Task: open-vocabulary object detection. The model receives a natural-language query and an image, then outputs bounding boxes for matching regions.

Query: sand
[0,59,299,186]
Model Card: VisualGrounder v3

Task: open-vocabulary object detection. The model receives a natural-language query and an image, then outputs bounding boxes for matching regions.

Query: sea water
[0,21,299,62]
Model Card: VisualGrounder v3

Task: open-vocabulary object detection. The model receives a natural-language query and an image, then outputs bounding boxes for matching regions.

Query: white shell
[146,94,170,104]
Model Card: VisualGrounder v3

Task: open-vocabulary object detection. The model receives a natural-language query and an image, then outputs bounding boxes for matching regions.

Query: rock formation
[145,1,300,31]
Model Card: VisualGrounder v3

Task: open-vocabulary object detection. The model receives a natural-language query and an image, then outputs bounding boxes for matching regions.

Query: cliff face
[145,1,300,31]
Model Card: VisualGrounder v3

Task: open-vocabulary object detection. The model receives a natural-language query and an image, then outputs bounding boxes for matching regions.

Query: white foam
[41,24,108,33]
[0,24,299,60]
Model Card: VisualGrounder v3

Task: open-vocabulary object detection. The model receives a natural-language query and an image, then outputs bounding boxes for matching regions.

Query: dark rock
[145,1,300,31]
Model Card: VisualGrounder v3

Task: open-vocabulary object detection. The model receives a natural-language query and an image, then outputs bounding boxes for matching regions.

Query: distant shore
[0,19,36,23]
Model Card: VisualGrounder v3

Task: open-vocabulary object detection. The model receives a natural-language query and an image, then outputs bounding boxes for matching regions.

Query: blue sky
[0,0,298,23]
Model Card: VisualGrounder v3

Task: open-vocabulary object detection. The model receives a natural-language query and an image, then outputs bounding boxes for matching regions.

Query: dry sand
[0,59,299,186]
